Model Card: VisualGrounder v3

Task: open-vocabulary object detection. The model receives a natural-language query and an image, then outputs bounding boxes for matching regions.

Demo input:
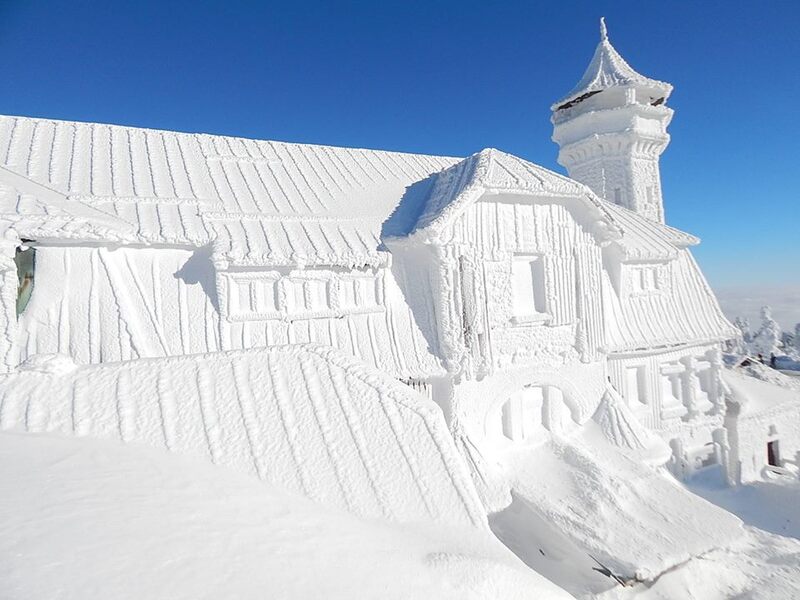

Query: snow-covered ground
[0,431,571,600]
[3,429,799,599]
[594,468,800,600]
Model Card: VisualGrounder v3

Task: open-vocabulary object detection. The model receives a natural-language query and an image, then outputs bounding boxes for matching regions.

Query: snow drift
[0,432,573,600]
[0,346,486,529]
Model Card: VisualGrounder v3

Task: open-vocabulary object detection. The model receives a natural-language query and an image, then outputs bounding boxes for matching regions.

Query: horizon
[0,0,797,327]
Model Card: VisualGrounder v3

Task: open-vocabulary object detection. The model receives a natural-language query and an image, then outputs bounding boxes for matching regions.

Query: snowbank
[488,424,742,591]
[0,346,485,528]
[0,432,572,600]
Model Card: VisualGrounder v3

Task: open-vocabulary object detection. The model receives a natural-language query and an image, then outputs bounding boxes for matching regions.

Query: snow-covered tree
[794,323,800,356]
[729,317,751,355]
[749,306,782,358]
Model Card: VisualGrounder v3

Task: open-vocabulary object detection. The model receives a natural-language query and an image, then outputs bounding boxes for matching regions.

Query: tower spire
[551,21,675,223]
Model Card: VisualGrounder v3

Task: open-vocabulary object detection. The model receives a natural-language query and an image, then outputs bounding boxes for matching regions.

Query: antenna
[600,17,608,41]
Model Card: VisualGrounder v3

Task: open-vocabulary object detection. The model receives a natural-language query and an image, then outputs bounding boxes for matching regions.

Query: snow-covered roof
[0,346,486,528]
[603,202,699,261]
[0,114,456,267]
[724,366,800,419]
[399,148,622,243]
[553,18,673,110]
[0,115,699,269]
[602,251,737,352]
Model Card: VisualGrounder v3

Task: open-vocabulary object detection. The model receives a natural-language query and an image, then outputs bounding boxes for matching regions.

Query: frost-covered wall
[0,346,486,528]
[419,195,608,381]
[17,246,219,365]
[17,245,441,380]
[402,193,611,448]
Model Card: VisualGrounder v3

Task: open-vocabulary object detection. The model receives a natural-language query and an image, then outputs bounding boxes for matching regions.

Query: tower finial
[600,17,608,41]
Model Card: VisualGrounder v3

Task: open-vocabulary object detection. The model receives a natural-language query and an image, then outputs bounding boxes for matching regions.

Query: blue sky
[0,0,797,293]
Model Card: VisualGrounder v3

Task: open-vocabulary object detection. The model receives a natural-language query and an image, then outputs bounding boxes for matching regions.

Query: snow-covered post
[669,438,688,480]
[0,229,19,372]
[712,428,733,485]
[679,356,698,420]
[706,347,724,415]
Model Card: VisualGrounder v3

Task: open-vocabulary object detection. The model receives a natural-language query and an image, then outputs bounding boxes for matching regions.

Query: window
[305,279,328,311]
[337,276,377,310]
[15,246,35,316]
[227,277,278,318]
[626,366,648,405]
[661,372,682,406]
[511,255,546,317]
[767,440,780,467]
[630,266,658,293]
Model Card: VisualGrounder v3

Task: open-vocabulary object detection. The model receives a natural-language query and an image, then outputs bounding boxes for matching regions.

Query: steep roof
[398,148,622,243]
[553,19,673,110]
[0,114,456,267]
[0,114,699,269]
[602,251,737,352]
[603,202,699,261]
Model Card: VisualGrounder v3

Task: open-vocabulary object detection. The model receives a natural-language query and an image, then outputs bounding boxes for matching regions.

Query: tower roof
[552,18,673,111]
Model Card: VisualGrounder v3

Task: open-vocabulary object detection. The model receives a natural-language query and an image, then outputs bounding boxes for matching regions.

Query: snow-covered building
[0,17,794,589]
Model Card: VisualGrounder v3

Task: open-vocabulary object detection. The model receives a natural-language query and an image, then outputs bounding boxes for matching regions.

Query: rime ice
[0,18,798,600]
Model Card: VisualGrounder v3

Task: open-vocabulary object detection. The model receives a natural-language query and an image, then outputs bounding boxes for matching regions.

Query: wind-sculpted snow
[0,346,486,529]
[488,425,742,586]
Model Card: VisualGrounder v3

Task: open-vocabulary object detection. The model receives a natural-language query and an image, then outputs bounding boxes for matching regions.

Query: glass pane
[15,247,34,316]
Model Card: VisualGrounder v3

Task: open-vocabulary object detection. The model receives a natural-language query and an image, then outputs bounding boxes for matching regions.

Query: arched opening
[487,384,578,444]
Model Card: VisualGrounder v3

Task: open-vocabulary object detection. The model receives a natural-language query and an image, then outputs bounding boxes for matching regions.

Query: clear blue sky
[0,0,797,287]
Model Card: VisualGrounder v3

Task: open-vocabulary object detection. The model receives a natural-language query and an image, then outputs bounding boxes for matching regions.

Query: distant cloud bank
[715,284,800,331]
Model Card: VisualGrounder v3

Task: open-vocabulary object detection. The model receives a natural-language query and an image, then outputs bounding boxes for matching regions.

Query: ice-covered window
[661,372,682,406]
[227,277,278,318]
[337,276,378,310]
[511,255,546,317]
[285,278,330,313]
[630,266,658,294]
[15,246,35,317]
[626,365,648,405]
[305,279,328,311]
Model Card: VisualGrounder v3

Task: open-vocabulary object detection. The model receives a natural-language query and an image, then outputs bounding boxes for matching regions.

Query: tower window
[15,245,35,317]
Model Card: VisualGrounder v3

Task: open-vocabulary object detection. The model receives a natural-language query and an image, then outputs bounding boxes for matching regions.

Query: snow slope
[487,424,742,594]
[0,346,484,528]
[0,431,572,600]
[599,469,800,600]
